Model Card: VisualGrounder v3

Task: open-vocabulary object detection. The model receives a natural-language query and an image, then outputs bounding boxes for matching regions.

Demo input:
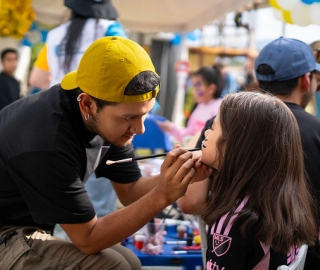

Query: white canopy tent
[31,0,266,33]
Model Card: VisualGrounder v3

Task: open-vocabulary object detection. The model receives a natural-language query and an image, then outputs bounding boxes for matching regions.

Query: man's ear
[77,93,96,117]
[298,73,311,93]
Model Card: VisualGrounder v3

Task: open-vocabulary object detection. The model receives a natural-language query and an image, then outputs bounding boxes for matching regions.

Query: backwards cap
[255,37,320,81]
[61,36,160,102]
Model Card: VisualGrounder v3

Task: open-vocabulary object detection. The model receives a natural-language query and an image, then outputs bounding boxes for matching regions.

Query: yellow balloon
[269,0,282,10]
[283,10,293,24]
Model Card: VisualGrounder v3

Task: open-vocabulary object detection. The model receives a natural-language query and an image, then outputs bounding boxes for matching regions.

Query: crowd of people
[1,0,320,269]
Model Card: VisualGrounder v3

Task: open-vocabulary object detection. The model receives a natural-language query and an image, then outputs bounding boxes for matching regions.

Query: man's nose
[130,118,145,134]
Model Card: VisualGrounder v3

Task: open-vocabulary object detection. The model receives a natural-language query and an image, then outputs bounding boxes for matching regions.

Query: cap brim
[61,70,78,90]
[315,63,320,73]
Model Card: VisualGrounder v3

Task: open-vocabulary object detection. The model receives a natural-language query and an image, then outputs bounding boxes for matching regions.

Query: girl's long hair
[60,11,95,73]
[200,91,318,253]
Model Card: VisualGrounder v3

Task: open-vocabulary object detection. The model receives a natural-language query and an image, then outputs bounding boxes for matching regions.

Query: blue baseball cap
[255,37,320,81]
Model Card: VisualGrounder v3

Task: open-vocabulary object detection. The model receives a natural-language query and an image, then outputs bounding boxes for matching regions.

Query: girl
[158,66,224,144]
[178,91,318,269]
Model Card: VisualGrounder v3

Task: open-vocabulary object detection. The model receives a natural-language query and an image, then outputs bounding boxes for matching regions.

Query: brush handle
[107,148,201,165]
[133,148,201,161]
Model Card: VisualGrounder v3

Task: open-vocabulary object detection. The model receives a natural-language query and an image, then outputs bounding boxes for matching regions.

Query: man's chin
[109,138,133,148]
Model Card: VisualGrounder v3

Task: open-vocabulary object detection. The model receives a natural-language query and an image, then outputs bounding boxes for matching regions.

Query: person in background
[29,0,126,90]
[178,91,318,269]
[0,48,20,110]
[255,37,320,270]
[213,60,239,97]
[309,40,320,118]
[157,66,224,144]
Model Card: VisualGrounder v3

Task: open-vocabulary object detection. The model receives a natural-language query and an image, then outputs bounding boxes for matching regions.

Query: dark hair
[1,48,18,61]
[200,91,317,253]
[60,11,96,73]
[79,71,160,111]
[193,66,224,99]
[310,40,320,63]
[256,64,299,95]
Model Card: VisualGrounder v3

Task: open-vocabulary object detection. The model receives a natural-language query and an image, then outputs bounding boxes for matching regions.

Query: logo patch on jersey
[212,233,232,256]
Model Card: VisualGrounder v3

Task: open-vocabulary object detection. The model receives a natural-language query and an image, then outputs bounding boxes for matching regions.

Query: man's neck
[276,92,301,107]
[3,71,14,77]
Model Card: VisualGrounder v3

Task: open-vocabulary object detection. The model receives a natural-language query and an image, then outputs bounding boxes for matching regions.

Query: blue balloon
[171,29,202,45]
[171,34,181,45]
[301,0,320,3]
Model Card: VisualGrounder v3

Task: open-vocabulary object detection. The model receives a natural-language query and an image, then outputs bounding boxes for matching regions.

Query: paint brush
[106,148,201,165]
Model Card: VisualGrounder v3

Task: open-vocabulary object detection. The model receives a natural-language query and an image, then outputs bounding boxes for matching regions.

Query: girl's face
[191,75,215,103]
[201,112,223,170]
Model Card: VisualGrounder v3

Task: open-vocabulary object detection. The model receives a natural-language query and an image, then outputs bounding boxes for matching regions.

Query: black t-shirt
[285,102,320,222]
[0,85,141,232]
[0,72,20,110]
[206,199,297,270]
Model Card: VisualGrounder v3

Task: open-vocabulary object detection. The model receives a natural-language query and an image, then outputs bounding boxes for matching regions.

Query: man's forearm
[112,175,161,206]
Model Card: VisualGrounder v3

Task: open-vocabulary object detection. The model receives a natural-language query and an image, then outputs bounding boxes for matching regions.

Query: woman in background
[29,0,126,89]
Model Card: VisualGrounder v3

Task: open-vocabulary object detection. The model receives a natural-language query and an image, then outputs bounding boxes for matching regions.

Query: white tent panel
[32,0,257,32]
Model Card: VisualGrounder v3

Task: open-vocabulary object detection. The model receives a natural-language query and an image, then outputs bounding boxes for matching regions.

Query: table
[124,235,203,270]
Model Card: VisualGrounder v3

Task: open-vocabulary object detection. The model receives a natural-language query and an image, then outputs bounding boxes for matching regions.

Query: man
[255,37,320,270]
[254,37,320,215]
[0,37,209,269]
[0,48,20,110]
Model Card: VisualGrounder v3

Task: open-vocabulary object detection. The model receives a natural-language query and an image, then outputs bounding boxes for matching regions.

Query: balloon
[269,0,282,9]
[277,0,300,10]
[310,3,320,24]
[302,0,320,4]
[283,10,293,24]
[290,2,313,26]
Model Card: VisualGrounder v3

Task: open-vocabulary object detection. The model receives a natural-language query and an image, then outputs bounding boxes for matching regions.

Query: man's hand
[191,152,212,182]
[155,147,195,204]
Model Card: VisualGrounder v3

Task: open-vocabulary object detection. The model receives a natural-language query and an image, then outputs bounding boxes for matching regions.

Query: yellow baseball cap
[61,36,160,103]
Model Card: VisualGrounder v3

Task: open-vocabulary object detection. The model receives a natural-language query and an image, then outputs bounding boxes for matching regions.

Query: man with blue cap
[255,36,320,270]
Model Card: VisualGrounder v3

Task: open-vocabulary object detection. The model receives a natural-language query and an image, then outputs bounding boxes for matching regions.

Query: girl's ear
[208,83,217,95]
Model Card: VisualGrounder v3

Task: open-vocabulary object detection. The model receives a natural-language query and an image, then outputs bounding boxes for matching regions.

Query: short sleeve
[96,143,142,183]
[34,44,50,71]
